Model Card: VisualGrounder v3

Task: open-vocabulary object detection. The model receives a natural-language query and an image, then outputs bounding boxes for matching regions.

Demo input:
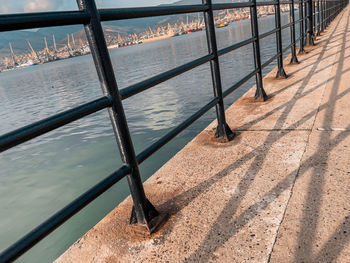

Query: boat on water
[216,21,229,28]
[18,59,36,68]
[141,32,175,43]
[186,27,203,34]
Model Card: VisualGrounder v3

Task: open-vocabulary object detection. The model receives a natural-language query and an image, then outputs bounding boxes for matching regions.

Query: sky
[0,0,177,14]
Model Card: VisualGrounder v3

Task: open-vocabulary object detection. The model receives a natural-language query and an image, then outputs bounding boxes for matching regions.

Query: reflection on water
[0,14,293,262]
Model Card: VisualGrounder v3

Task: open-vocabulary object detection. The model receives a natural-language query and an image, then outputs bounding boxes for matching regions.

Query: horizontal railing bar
[283,42,294,53]
[212,2,254,10]
[99,5,208,21]
[281,21,294,30]
[223,69,258,98]
[0,96,111,152]
[0,11,90,32]
[295,35,303,43]
[120,54,214,100]
[0,165,130,263]
[256,1,278,6]
[280,0,293,4]
[259,28,279,39]
[217,37,256,56]
[0,1,311,33]
[101,1,287,20]
[262,53,280,69]
[280,1,295,5]
[136,97,219,164]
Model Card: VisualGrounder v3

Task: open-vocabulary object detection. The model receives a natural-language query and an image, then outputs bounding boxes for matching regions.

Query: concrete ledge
[56,7,350,263]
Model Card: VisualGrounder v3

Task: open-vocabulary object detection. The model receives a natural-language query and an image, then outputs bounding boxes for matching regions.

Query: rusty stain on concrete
[56,7,350,263]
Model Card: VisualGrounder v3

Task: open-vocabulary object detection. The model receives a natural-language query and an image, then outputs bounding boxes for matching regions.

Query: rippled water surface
[0,14,294,262]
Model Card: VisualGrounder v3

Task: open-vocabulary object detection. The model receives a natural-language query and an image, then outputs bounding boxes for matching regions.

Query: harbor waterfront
[0,5,292,73]
[0,14,293,263]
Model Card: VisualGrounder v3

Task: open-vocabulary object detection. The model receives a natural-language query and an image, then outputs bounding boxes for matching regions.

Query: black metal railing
[0,0,347,261]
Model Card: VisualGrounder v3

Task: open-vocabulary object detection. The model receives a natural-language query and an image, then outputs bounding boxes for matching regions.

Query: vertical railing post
[326,0,329,27]
[326,0,329,26]
[317,0,321,35]
[305,0,309,32]
[320,0,324,32]
[324,0,329,27]
[327,0,329,26]
[330,0,333,23]
[336,0,338,18]
[274,0,288,78]
[312,0,317,33]
[335,0,337,18]
[329,1,334,23]
[306,0,315,45]
[337,0,339,15]
[329,0,334,24]
[299,0,306,53]
[325,0,328,27]
[338,0,340,15]
[330,0,333,20]
[290,0,299,63]
[75,0,167,233]
[325,0,327,26]
[323,0,326,28]
[202,0,235,140]
[250,0,268,101]
[341,0,343,13]
[337,0,339,16]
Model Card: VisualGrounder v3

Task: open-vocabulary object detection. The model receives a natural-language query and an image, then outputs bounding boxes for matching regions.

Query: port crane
[26,40,40,63]
[8,42,19,67]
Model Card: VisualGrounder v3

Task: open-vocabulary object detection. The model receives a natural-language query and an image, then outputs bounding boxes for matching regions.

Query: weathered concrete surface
[269,7,350,263]
[56,7,350,263]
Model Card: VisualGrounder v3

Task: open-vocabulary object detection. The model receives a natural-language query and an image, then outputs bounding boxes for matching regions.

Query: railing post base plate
[215,123,235,142]
[129,199,169,234]
[298,47,307,54]
[276,68,288,79]
[254,87,268,102]
[306,35,315,46]
[290,56,299,64]
[129,212,169,235]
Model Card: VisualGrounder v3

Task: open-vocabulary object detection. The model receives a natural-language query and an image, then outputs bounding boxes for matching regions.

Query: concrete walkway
[57,6,350,263]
